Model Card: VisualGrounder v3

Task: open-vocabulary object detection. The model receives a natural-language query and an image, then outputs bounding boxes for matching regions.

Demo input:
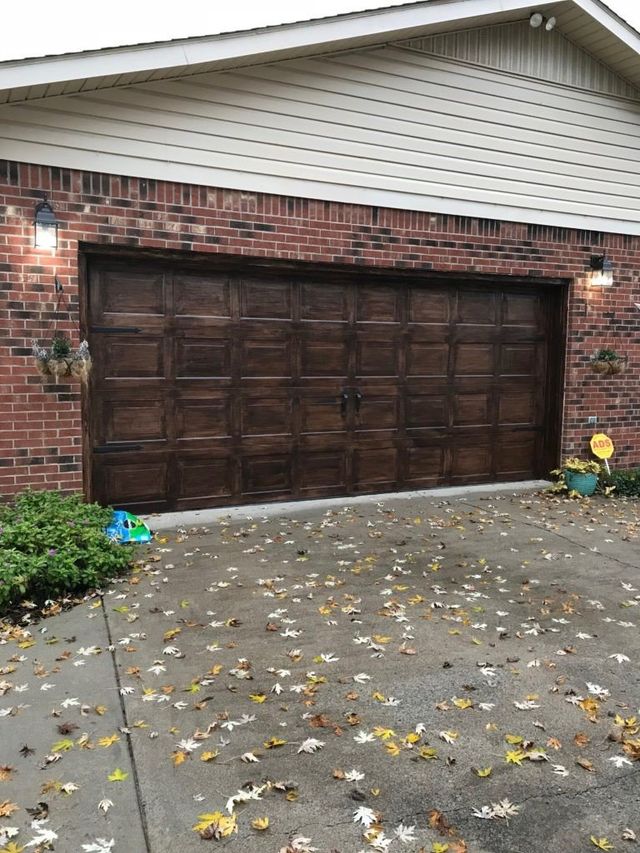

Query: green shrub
[602,468,640,497]
[0,490,134,614]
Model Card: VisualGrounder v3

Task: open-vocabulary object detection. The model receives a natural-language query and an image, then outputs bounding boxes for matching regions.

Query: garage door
[87,257,562,513]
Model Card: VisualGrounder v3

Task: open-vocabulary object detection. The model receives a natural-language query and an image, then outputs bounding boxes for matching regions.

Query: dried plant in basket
[32,336,92,383]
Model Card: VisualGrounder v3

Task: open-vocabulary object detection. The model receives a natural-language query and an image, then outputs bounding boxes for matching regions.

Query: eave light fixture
[589,253,614,287]
[529,12,544,28]
[34,194,59,250]
[545,15,557,30]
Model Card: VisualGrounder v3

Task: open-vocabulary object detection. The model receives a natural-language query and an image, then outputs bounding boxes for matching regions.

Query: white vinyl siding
[1,44,640,233]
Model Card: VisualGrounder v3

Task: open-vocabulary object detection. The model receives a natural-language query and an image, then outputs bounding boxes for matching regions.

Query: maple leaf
[385,742,401,756]
[249,694,267,703]
[81,840,114,853]
[193,812,237,838]
[98,735,120,748]
[263,737,286,749]
[505,749,526,765]
[0,801,19,818]
[392,823,416,843]
[200,751,219,762]
[475,767,492,777]
[251,816,269,831]
[439,730,459,744]
[1,843,24,853]
[297,738,325,754]
[373,726,396,741]
[453,698,473,710]
[172,751,188,767]
[591,837,615,851]
[97,799,113,814]
[107,768,129,782]
[432,844,450,853]
[353,806,378,828]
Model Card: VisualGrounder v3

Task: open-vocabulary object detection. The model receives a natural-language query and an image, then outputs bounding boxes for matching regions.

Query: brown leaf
[574,732,590,748]
[547,737,562,750]
[0,766,14,782]
[332,768,346,780]
[576,758,595,772]
[57,722,79,735]
[309,714,332,728]
[428,809,454,836]
[0,800,19,817]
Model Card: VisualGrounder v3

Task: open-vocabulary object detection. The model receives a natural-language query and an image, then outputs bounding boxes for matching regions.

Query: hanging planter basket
[32,338,92,383]
[589,349,626,376]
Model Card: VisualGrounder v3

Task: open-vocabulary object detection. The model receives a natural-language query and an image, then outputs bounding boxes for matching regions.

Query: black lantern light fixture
[589,253,614,287]
[34,195,59,250]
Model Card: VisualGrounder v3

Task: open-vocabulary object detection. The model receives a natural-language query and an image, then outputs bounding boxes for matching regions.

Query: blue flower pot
[564,470,598,496]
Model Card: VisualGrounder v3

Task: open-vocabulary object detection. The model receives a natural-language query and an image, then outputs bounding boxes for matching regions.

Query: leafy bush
[0,491,134,614]
[602,468,640,497]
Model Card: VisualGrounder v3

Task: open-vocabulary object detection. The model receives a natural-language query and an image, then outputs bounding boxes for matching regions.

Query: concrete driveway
[1,488,639,853]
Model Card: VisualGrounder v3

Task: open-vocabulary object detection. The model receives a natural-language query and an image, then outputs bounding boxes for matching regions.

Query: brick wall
[1,159,639,498]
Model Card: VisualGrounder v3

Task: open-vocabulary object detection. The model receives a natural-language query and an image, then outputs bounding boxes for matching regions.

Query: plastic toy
[105,510,152,544]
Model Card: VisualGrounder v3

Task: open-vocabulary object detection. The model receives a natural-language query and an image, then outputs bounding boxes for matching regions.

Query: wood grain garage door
[87,257,561,513]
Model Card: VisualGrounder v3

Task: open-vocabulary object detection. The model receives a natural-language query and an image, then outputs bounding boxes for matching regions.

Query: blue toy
[105,510,152,544]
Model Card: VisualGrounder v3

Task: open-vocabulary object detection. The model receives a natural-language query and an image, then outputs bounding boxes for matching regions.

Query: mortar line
[101,597,153,853]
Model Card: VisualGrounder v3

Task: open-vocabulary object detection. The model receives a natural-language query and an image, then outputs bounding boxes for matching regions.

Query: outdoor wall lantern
[34,195,59,250]
[589,254,614,287]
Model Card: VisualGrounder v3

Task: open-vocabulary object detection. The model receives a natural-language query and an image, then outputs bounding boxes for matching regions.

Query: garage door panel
[408,288,450,324]
[406,395,448,429]
[502,292,539,327]
[176,338,232,378]
[457,291,497,325]
[176,398,232,440]
[300,339,349,377]
[495,436,538,476]
[177,456,235,502]
[356,339,398,377]
[355,394,399,432]
[98,337,165,380]
[353,445,398,490]
[95,269,166,318]
[299,452,346,492]
[103,399,167,444]
[240,339,292,378]
[301,282,350,322]
[300,396,346,434]
[406,342,448,376]
[498,391,536,425]
[405,445,446,484]
[356,285,400,323]
[241,278,291,319]
[174,274,231,317]
[97,457,169,510]
[451,443,492,480]
[242,396,293,437]
[453,392,491,426]
[242,455,292,495]
[454,343,494,375]
[500,344,539,376]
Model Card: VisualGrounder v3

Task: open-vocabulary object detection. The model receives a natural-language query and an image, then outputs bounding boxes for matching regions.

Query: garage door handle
[354,390,363,413]
[340,392,349,416]
[94,443,143,453]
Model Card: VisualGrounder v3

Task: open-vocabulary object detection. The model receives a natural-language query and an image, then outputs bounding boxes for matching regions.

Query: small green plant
[602,468,640,498]
[51,334,72,357]
[0,490,134,615]
[550,457,601,495]
[593,348,620,362]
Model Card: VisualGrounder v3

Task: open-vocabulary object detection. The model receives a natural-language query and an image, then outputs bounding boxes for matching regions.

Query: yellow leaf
[251,816,270,831]
[475,767,492,777]
[419,746,438,760]
[107,768,129,782]
[200,751,219,763]
[385,742,401,756]
[95,705,108,716]
[263,737,286,749]
[249,694,267,703]
[98,734,120,748]
[163,628,181,641]
[404,732,421,744]
[1,842,25,853]
[453,698,473,710]
[372,692,386,702]
[432,844,450,853]
[193,812,237,838]
[172,751,188,767]
[372,635,391,644]
[373,726,396,741]
[505,749,526,766]
[52,739,74,753]
[505,734,523,745]
[286,789,299,801]
[590,837,614,851]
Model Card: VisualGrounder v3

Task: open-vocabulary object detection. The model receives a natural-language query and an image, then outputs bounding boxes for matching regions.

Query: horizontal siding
[400,20,640,99]
[1,45,640,232]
